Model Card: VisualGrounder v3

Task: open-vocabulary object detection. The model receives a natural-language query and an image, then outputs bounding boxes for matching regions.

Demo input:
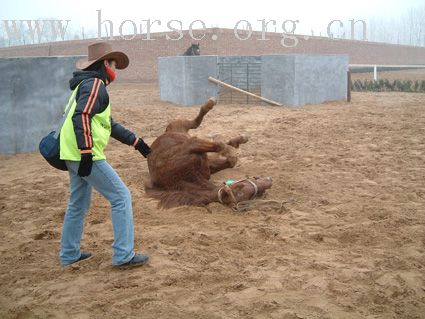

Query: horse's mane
[145,179,216,208]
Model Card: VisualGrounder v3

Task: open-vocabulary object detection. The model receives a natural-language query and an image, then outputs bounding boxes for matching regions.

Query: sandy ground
[0,83,424,319]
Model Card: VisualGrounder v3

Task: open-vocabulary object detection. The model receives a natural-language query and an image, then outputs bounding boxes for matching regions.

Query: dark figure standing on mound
[59,42,151,268]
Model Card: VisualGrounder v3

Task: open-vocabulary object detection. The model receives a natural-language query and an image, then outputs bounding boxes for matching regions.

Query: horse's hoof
[202,97,216,112]
[239,135,249,144]
[228,135,249,148]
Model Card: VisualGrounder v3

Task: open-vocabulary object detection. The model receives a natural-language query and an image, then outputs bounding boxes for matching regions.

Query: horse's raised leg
[208,156,236,174]
[207,136,248,174]
[189,137,225,154]
[165,97,216,133]
[208,144,238,174]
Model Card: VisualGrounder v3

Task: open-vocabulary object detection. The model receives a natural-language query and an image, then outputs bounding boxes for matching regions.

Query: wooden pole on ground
[208,76,283,106]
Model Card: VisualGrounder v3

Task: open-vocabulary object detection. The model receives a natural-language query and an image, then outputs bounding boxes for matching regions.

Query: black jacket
[69,70,138,151]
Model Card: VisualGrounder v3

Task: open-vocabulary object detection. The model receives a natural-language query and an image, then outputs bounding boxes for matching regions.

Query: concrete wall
[1,28,424,83]
[217,55,262,104]
[218,55,262,89]
[159,54,348,107]
[261,54,349,106]
[159,56,219,106]
[0,56,81,154]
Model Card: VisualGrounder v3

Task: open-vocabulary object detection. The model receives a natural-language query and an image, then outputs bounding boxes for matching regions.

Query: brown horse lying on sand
[145,97,273,208]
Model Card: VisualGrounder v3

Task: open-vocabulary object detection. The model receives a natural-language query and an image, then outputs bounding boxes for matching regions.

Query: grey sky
[1,0,424,37]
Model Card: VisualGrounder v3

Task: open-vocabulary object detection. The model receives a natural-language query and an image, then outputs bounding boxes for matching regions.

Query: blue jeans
[60,160,136,266]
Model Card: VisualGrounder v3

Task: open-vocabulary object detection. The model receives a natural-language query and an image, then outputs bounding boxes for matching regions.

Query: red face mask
[105,64,116,83]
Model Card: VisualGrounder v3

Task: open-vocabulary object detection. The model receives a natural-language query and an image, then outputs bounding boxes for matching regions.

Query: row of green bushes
[351,79,425,92]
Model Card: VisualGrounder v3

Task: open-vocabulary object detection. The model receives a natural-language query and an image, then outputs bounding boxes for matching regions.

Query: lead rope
[218,178,292,213]
[217,178,258,204]
[231,199,292,213]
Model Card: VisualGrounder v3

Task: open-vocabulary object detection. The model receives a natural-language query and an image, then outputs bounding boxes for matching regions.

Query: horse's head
[183,43,201,56]
[218,177,273,205]
[191,43,200,55]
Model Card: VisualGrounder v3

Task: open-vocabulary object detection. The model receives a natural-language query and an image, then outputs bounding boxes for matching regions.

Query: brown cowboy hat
[76,41,129,70]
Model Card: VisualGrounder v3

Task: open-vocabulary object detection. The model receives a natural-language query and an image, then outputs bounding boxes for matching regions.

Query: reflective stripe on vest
[60,82,111,161]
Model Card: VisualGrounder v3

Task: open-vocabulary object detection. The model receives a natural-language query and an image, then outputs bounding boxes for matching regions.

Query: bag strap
[53,79,89,139]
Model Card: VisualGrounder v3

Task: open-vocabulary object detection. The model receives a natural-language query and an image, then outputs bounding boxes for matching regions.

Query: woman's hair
[83,60,104,72]
[84,59,114,71]
[83,60,109,81]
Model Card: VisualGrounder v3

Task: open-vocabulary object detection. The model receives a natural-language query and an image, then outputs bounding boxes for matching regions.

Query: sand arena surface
[0,84,424,318]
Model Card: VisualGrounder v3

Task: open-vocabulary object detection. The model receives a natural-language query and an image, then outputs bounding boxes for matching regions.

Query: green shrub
[418,81,424,92]
[414,81,420,92]
[350,79,425,92]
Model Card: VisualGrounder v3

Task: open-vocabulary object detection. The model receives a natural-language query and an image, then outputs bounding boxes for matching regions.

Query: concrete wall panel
[0,56,80,154]
[160,54,348,107]
[159,56,218,106]
[261,54,348,106]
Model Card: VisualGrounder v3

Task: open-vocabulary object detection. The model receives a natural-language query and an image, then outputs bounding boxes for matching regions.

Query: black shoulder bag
[38,86,80,171]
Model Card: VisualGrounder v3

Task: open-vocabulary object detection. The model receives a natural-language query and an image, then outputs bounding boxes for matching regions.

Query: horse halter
[217,178,259,204]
